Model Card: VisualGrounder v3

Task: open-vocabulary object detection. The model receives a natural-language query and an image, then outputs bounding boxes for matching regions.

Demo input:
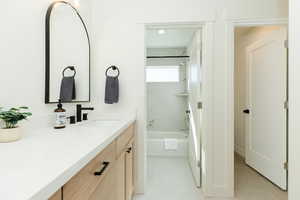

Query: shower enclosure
[145,27,203,187]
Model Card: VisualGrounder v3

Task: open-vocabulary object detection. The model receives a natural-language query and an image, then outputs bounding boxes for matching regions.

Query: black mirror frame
[45,1,91,104]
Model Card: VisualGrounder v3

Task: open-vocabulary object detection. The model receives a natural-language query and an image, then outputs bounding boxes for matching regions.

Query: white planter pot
[0,127,22,143]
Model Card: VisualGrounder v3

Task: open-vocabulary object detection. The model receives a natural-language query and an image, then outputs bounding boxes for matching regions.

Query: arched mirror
[45,1,90,103]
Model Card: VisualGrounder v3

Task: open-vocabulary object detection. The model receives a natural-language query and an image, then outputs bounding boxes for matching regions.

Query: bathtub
[147,131,188,157]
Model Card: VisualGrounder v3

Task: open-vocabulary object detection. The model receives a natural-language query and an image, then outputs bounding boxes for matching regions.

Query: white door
[245,27,287,190]
[187,30,202,187]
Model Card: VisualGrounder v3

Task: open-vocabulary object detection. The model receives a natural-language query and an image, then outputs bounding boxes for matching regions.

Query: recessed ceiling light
[158,29,166,35]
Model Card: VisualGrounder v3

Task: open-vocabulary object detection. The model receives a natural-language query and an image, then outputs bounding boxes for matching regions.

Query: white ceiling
[146,29,197,48]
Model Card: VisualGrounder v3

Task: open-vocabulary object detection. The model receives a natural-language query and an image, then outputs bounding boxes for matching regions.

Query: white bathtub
[147,131,188,157]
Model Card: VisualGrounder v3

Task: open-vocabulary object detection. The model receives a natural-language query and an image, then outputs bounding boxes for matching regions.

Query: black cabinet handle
[83,113,88,121]
[126,147,132,153]
[94,161,110,176]
[243,109,250,114]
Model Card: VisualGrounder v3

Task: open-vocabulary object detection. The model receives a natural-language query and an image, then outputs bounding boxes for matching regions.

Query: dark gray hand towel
[60,76,76,102]
[105,76,119,104]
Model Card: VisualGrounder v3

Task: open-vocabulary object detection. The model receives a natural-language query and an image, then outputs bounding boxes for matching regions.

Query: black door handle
[94,161,110,176]
[243,109,250,114]
[126,147,132,153]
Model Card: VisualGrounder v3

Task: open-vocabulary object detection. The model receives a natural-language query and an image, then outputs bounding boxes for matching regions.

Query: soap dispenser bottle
[54,99,66,129]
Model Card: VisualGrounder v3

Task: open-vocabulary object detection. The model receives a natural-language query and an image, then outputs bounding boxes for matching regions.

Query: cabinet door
[116,152,126,200]
[63,142,116,200]
[88,164,116,200]
[48,189,62,200]
[125,141,134,200]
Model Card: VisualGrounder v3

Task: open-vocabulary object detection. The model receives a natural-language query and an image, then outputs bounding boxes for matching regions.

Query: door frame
[226,18,289,196]
[144,21,215,196]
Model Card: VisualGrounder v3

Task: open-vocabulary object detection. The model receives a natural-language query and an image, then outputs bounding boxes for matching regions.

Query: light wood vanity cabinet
[115,136,135,200]
[125,139,134,200]
[116,151,126,200]
[88,163,117,200]
[48,123,135,200]
[63,141,116,200]
[48,189,62,200]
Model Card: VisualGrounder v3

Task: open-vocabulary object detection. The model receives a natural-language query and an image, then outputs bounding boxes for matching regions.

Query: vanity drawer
[116,124,135,156]
[63,141,116,200]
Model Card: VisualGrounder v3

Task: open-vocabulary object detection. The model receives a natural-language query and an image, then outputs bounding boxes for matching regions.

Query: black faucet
[76,104,94,122]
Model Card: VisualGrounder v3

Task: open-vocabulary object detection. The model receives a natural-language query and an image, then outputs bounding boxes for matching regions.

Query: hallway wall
[289,1,300,200]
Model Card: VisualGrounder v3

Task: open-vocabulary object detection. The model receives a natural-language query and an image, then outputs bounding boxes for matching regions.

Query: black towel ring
[105,65,120,77]
[62,66,76,77]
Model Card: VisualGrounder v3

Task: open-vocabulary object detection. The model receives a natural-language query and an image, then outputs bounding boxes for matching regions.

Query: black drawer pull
[126,147,132,153]
[243,109,250,114]
[94,161,110,176]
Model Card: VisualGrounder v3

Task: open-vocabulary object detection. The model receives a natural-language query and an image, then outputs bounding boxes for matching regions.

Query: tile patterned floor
[134,156,202,200]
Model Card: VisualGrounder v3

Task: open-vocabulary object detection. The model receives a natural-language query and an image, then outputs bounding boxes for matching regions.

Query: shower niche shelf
[175,93,189,97]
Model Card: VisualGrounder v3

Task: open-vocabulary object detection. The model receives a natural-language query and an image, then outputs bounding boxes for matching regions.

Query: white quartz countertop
[0,115,136,200]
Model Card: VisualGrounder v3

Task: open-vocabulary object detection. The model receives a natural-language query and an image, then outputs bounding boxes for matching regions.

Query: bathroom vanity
[49,123,135,200]
[0,117,136,200]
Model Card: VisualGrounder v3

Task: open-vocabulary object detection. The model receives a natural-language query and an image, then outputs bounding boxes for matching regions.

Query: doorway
[136,24,204,200]
[234,25,288,199]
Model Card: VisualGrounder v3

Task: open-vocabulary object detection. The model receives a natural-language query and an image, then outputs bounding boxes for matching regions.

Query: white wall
[0,0,288,198]
[288,1,300,200]
[0,0,93,125]
[234,26,283,157]
[146,48,188,132]
[147,82,188,131]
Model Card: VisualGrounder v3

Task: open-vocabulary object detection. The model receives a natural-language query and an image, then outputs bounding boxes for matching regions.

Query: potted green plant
[0,107,32,143]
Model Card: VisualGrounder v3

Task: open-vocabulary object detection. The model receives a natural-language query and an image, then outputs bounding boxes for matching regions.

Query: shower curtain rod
[146,56,190,59]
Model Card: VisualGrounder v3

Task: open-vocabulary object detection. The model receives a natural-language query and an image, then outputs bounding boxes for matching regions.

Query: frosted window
[146,66,180,82]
